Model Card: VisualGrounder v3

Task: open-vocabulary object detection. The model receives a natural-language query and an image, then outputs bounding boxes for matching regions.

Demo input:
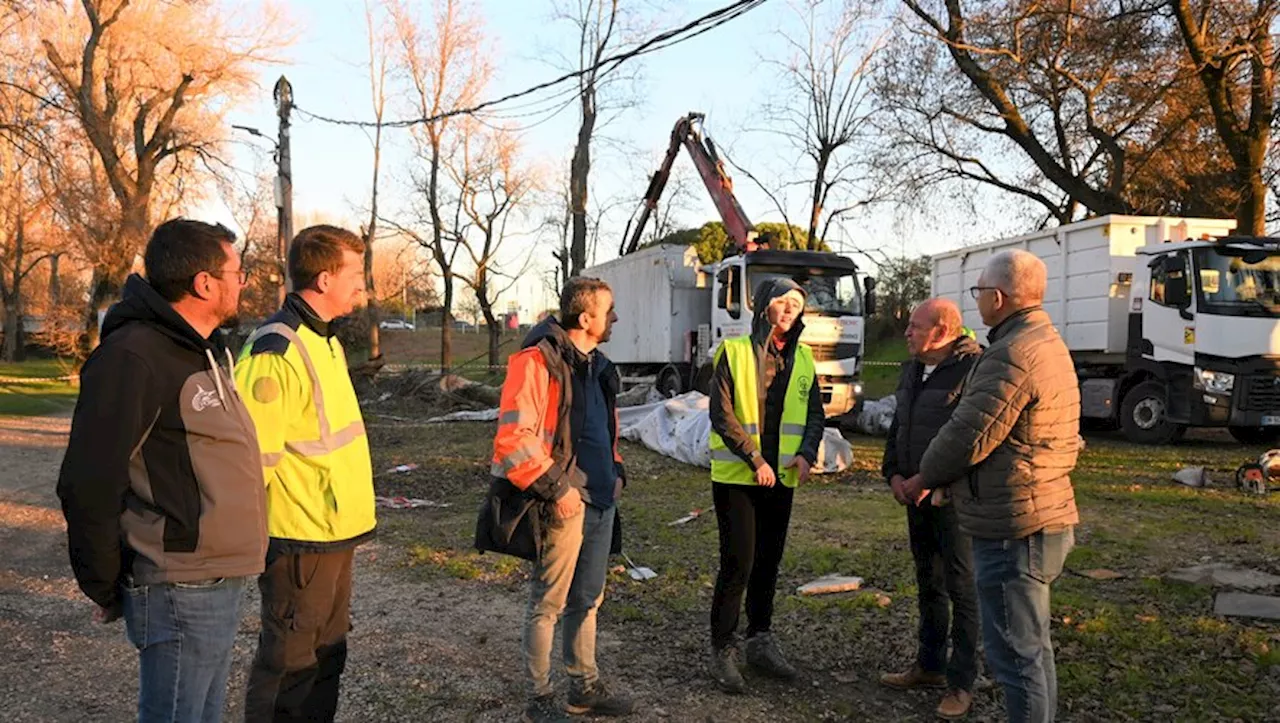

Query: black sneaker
[565,679,635,717]
[745,632,797,680]
[707,645,747,694]
[523,694,569,723]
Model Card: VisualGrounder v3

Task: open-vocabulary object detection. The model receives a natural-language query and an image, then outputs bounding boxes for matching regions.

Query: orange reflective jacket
[490,318,624,501]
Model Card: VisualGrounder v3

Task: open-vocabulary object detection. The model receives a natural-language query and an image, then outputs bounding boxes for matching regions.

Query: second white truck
[932,214,1280,445]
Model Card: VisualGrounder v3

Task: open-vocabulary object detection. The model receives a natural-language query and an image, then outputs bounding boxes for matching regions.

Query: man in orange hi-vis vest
[475,277,635,723]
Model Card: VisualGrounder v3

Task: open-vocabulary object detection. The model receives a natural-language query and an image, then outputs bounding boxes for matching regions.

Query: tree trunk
[569,94,596,276]
[480,303,500,368]
[808,151,829,248]
[1237,162,1268,236]
[2,301,22,363]
[364,240,380,359]
[440,280,453,372]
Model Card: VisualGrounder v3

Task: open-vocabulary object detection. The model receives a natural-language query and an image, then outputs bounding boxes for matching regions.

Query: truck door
[711,260,750,352]
[1142,252,1195,366]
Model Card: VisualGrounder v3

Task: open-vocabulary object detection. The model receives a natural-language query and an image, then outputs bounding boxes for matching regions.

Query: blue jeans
[972,527,1074,723]
[122,576,247,723]
[523,503,616,697]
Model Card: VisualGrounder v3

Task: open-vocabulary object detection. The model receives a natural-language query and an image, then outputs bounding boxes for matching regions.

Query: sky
[200,0,1019,318]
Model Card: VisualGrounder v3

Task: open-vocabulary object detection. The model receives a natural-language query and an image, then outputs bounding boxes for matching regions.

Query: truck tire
[1120,381,1186,445]
[656,365,683,399]
[1228,426,1280,445]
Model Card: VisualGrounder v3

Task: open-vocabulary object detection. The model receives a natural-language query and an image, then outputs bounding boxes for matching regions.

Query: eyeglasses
[207,268,251,285]
[968,285,1001,299]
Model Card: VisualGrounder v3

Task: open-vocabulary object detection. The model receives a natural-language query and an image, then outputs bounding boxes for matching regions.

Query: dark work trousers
[244,547,355,723]
[908,501,980,692]
[709,481,795,650]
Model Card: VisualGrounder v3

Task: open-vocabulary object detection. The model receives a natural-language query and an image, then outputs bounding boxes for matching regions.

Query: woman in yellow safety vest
[705,277,825,694]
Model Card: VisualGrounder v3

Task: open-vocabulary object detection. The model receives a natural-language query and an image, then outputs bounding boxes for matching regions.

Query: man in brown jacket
[903,249,1081,723]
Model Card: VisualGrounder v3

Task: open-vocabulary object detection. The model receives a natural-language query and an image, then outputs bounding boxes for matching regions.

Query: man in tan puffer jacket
[902,248,1080,723]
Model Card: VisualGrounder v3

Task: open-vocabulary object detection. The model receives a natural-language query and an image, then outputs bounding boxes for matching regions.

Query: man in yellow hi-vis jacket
[235,225,374,723]
[706,277,825,694]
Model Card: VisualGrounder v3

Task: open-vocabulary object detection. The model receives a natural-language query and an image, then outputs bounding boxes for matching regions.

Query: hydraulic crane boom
[620,112,756,257]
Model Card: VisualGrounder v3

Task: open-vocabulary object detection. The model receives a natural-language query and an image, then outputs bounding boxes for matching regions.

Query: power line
[294,0,769,131]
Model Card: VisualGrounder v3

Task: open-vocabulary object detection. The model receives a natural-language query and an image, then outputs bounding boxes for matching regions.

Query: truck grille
[1243,374,1280,411]
[809,342,859,363]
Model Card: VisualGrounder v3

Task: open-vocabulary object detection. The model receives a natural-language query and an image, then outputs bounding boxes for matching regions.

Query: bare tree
[885,0,1216,225]
[35,0,286,349]
[362,0,394,361]
[766,0,888,247]
[393,0,488,371]
[1171,0,1277,235]
[446,120,538,366]
[554,0,649,275]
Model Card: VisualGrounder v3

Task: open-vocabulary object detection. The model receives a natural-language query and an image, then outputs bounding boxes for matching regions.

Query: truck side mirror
[863,276,877,316]
[716,269,729,309]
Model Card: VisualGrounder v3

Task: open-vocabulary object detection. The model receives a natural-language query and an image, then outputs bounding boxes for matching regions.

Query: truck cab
[708,249,867,416]
[1123,237,1280,444]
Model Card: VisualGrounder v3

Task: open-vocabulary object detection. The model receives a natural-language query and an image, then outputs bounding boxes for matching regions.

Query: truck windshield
[746,265,862,316]
[1194,247,1280,317]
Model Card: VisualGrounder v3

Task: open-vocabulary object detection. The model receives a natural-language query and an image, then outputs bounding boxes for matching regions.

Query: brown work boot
[879,664,947,690]
[936,688,973,720]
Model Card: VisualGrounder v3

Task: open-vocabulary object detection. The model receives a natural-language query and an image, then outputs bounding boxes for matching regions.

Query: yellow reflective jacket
[235,294,376,548]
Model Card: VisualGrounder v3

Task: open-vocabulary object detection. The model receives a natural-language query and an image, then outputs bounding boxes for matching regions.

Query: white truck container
[587,243,870,416]
[932,214,1280,444]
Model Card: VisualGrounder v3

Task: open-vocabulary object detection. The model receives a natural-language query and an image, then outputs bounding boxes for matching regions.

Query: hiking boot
[523,695,569,723]
[707,645,747,694]
[936,688,974,720]
[566,679,635,717]
[744,632,798,680]
[879,664,947,690]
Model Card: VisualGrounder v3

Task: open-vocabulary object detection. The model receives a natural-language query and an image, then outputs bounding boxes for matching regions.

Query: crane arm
[620,112,755,257]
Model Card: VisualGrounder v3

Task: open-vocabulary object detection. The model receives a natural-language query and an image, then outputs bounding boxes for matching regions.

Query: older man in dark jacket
[880,298,982,720]
[904,249,1081,723]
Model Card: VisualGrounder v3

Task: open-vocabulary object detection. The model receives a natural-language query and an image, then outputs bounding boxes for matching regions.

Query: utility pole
[273,75,294,305]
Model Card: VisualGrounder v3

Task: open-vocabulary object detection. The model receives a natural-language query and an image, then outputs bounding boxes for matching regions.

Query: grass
[0,358,79,416]
[363,411,1280,721]
[861,334,907,399]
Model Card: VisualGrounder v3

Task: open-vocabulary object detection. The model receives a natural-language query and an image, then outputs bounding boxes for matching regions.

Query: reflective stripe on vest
[247,323,367,463]
[708,335,815,487]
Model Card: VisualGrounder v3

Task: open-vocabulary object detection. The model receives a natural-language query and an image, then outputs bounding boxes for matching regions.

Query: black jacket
[56,274,267,610]
[881,335,982,482]
[710,277,825,471]
[474,317,624,561]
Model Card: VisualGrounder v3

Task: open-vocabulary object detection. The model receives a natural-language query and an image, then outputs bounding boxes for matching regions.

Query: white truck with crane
[931,215,1280,445]
[584,112,874,416]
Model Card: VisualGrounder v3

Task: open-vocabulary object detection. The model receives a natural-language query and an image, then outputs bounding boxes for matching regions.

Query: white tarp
[855,395,897,437]
[616,392,853,473]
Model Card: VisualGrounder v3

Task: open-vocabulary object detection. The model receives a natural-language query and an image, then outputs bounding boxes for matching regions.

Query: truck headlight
[1193,367,1235,394]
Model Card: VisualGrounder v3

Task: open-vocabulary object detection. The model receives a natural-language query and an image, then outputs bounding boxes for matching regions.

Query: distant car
[452,320,476,332]
[379,319,415,331]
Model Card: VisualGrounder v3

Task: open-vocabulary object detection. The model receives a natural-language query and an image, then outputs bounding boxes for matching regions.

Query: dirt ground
[3,415,942,723]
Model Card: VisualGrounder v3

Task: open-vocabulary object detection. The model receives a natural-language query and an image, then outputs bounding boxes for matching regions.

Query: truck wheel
[656,365,683,399]
[1120,381,1186,445]
[1228,426,1280,445]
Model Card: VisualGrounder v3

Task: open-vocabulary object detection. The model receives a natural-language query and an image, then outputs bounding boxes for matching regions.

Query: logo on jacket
[192,384,222,412]
[797,375,811,397]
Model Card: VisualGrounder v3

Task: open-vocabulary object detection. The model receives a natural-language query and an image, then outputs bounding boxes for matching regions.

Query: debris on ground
[667,509,702,526]
[1164,563,1280,590]
[617,383,664,408]
[1214,592,1280,620]
[1172,466,1211,487]
[616,392,853,472]
[838,395,896,437]
[360,370,501,416]
[425,408,501,423]
[797,574,865,596]
[620,552,657,581]
[383,463,419,475]
[1073,568,1126,581]
[375,496,452,509]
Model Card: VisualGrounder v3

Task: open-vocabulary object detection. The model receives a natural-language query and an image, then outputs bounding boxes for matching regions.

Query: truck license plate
[1263,416,1280,426]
